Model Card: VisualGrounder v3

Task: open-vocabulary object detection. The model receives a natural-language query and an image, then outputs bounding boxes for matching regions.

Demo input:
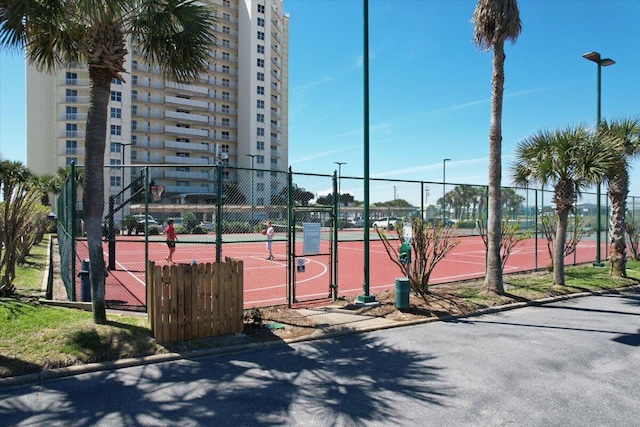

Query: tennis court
[73,229,604,310]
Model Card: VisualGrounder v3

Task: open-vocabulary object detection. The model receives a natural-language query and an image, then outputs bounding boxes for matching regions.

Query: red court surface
[74,233,605,310]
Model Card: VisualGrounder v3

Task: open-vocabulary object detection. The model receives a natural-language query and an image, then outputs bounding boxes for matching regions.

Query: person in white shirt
[265,221,275,260]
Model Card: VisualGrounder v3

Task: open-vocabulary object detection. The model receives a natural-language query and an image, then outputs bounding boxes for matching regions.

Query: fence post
[216,165,223,263]
[332,171,338,299]
[287,167,293,307]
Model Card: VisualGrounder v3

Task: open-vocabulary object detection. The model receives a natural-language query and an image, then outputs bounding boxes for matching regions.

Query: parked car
[132,214,158,234]
[346,218,364,228]
[371,217,399,230]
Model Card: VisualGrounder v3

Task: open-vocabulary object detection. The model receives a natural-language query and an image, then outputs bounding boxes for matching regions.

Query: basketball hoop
[151,185,164,202]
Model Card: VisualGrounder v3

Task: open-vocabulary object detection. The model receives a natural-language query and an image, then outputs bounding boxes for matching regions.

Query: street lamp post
[334,161,346,228]
[246,154,256,224]
[442,158,451,222]
[583,51,615,267]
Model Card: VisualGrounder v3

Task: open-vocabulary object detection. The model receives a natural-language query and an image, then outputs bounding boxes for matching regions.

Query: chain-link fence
[58,164,620,310]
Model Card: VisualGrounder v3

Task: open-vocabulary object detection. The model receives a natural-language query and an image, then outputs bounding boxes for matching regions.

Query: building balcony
[164,140,211,152]
[270,135,281,146]
[212,120,237,128]
[132,110,163,119]
[211,92,237,102]
[271,69,281,82]
[132,93,163,103]
[133,124,163,133]
[165,80,209,95]
[212,52,238,63]
[164,185,216,194]
[133,139,162,149]
[270,149,281,159]
[132,63,162,74]
[271,19,282,32]
[164,155,210,165]
[61,95,90,104]
[270,122,281,132]
[63,78,90,86]
[164,110,209,123]
[133,80,163,89]
[211,106,237,115]
[165,95,208,110]
[270,96,281,107]
[59,112,88,121]
[271,110,281,120]
[59,146,85,156]
[60,130,86,138]
[272,4,282,18]
[164,170,211,180]
[271,32,281,44]
[271,83,281,95]
[164,125,209,137]
[271,57,281,70]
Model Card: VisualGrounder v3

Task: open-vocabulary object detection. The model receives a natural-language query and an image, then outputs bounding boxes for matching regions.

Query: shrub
[148,225,161,235]
[191,225,208,234]
[174,225,188,234]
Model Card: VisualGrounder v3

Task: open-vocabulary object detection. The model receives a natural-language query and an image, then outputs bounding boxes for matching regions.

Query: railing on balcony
[163,185,215,194]
[59,146,85,156]
[62,96,90,104]
[165,95,208,109]
[164,125,209,137]
[164,155,211,165]
[164,170,211,180]
[164,110,209,123]
[64,78,90,86]
[61,130,86,138]
[271,83,281,95]
[164,140,210,152]
[270,96,281,107]
[271,57,281,70]
[165,81,209,95]
[60,112,88,121]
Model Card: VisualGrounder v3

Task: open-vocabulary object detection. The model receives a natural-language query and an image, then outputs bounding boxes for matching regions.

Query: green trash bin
[395,278,409,309]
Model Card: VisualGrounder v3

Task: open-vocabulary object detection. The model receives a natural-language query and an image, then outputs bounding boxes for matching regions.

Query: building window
[223,26,230,34]
[257,86,264,95]
[65,89,78,102]
[257,45,264,54]
[257,141,264,150]
[222,39,230,47]
[66,106,77,120]
[257,31,264,41]
[131,135,137,144]
[257,100,264,109]
[132,75,138,85]
[222,52,230,60]
[221,131,230,140]
[258,4,265,13]
[110,143,121,153]
[257,155,265,164]
[221,144,229,153]
[110,91,122,102]
[223,13,230,21]
[222,91,230,100]
[221,118,230,127]
[176,152,190,157]
[257,197,264,205]
[65,72,77,85]
[222,65,230,74]
[257,170,264,178]
[131,120,137,130]
[257,183,265,191]
[222,104,230,113]
[110,159,121,166]
[257,113,264,123]
[257,72,264,81]
[257,17,265,27]
[110,176,122,187]
[65,140,77,155]
[110,125,122,136]
[110,107,121,119]
[66,123,78,137]
[131,105,137,116]
[65,157,78,166]
[111,78,122,85]
[257,127,264,136]
[224,0,231,7]
[222,78,230,87]
[176,180,190,187]
[271,158,278,166]
[257,58,264,67]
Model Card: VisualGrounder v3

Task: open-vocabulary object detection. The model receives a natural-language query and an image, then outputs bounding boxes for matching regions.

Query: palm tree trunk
[483,42,505,294]
[608,172,628,277]
[554,208,570,285]
[85,67,112,324]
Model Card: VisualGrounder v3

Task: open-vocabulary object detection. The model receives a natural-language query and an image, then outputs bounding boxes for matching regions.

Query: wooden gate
[147,258,243,344]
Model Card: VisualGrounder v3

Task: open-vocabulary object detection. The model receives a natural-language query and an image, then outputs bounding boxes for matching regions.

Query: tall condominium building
[26,0,289,212]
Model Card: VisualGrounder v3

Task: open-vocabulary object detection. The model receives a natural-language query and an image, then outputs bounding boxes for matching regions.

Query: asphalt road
[2,291,640,426]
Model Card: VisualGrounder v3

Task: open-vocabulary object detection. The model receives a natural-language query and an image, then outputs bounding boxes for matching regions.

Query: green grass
[2,236,640,379]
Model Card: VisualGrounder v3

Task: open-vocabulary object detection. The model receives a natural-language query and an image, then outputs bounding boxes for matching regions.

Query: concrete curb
[2,284,639,389]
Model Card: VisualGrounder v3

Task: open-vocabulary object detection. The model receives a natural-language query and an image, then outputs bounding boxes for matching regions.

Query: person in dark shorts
[165,218,177,264]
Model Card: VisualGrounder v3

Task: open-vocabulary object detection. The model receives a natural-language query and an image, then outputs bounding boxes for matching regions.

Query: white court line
[244,258,328,293]
[102,249,146,287]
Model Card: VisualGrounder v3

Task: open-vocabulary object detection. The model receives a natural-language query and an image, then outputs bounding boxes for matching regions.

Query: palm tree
[512,125,618,285]
[600,117,640,277]
[1,1,216,323]
[472,0,522,294]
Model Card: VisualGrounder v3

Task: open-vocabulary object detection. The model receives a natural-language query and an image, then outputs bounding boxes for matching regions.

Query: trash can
[78,258,91,302]
[395,278,409,309]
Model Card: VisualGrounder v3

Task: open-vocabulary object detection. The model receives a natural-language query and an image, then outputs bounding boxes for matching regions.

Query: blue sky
[1,0,639,205]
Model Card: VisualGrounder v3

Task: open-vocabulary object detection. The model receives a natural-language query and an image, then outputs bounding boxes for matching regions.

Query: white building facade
[26,0,289,212]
